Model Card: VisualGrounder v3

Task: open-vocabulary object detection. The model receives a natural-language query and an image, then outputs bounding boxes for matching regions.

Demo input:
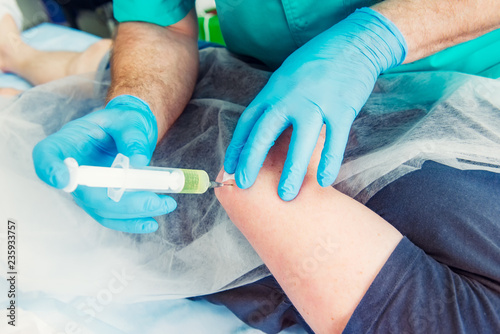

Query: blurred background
[16,0,224,43]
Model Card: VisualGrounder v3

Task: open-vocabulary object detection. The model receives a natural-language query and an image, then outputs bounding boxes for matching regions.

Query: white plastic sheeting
[1,47,500,332]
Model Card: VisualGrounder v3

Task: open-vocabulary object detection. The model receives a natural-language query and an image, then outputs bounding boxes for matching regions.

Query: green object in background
[114,0,500,78]
[197,8,500,79]
[198,15,226,46]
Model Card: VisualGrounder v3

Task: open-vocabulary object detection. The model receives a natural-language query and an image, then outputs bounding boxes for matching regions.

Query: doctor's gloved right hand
[32,95,177,234]
[224,8,407,201]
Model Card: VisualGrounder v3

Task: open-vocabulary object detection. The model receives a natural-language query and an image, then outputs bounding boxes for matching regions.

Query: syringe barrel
[179,169,210,194]
[112,167,186,193]
[121,167,211,194]
[63,157,211,197]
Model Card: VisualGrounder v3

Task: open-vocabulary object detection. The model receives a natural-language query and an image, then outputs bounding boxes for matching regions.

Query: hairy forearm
[373,0,500,63]
[107,11,199,140]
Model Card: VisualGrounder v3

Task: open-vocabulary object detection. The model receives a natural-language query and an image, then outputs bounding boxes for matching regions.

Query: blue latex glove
[32,95,177,233]
[224,8,407,201]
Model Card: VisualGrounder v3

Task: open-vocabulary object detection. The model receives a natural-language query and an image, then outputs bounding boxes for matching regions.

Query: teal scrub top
[114,0,500,78]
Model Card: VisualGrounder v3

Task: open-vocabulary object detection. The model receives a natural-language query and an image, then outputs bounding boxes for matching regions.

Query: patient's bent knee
[215,128,328,223]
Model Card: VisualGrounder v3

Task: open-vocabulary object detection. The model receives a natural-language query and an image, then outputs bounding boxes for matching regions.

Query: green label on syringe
[180,169,210,194]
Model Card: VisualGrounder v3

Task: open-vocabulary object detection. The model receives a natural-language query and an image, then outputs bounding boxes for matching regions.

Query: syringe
[62,153,231,202]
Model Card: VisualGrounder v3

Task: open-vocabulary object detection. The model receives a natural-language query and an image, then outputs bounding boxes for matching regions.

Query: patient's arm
[373,0,500,63]
[107,9,199,140]
[215,128,403,334]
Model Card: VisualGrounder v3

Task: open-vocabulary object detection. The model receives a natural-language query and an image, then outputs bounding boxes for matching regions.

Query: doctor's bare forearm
[372,0,500,63]
[107,9,199,141]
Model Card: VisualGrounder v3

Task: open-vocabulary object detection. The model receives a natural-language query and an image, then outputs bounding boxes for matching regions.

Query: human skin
[0,87,21,96]
[2,0,497,328]
[215,128,403,333]
[0,14,111,86]
[0,9,198,119]
[106,9,199,141]
[373,0,500,63]
[3,1,500,114]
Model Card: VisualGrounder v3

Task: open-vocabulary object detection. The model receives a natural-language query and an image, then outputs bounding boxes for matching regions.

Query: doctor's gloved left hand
[32,95,177,233]
[224,8,407,201]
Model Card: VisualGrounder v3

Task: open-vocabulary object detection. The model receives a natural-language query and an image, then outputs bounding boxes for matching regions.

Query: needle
[210,181,233,188]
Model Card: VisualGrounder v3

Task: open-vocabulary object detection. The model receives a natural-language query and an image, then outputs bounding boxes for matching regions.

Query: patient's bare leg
[215,128,403,334]
[0,87,22,96]
[0,14,111,86]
